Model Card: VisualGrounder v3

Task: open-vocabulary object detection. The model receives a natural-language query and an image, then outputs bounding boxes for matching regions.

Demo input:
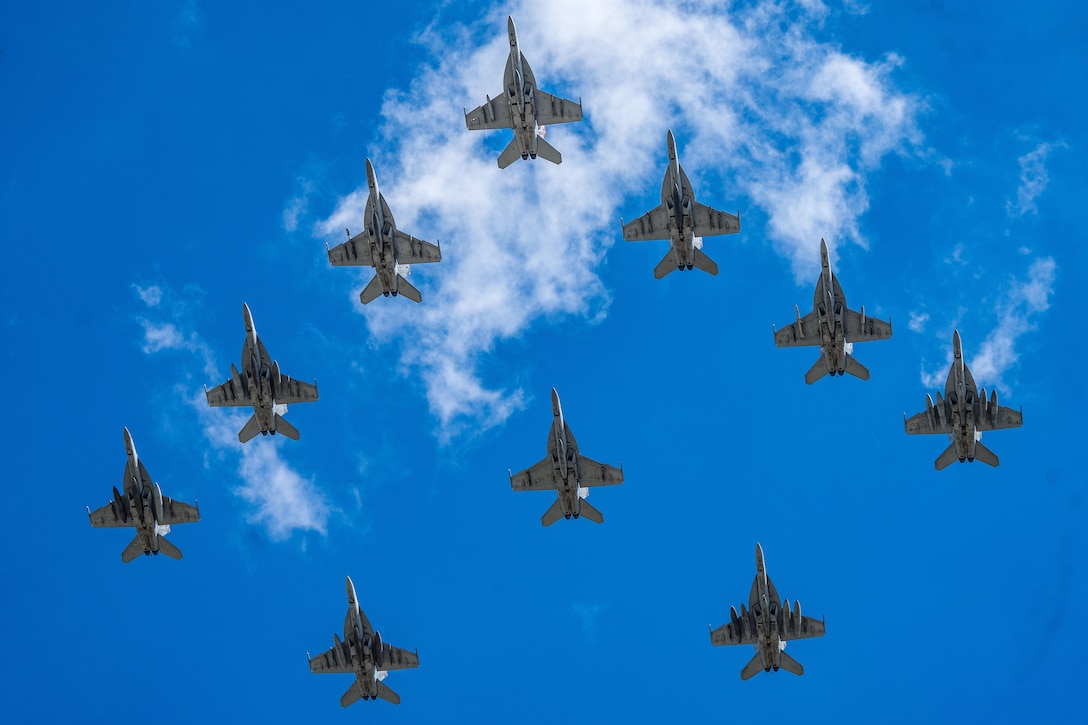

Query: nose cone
[346,576,358,605]
[820,238,830,268]
[507,15,518,46]
[666,129,677,160]
[242,302,254,330]
[755,543,765,571]
[122,426,135,455]
[952,329,963,359]
[551,387,563,419]
[365,157,377,188]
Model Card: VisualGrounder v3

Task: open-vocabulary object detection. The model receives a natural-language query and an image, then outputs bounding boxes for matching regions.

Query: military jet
[88,427,200,563]
[464,16,583,168]
[904,329,1023,469]
[308,576,419,707]
[205,303,318,443]
[774,238,892,383]
[710,544,825,680]
[327,158,442,304]
[509,388,624,526]
[622,130,740,279]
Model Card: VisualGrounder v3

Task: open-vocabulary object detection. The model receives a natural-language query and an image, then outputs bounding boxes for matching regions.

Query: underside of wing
[88,501,129,528]
[781,612,826,641]
[276,375,319,405]
[622,205,671,242]
[845,307,892,341]
[160,496,200,525]
[328,233,375,267]
[978,404,1024,431]
[691,202,740,238]
[532,89,583,126]
[904,408,950,435]
[393,232,441,265]
[710,612,758,646]
[774,310,821,347]
[205,379,250,407]
[309,642,354,674]
[465,95,514,130]
[577,454,624,487]
[510,457,556,491]
[380,644,420,671]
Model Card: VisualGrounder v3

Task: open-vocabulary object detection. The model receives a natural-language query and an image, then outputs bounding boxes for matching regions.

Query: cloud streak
[1007,141,1065,217]
[318,0,921,437]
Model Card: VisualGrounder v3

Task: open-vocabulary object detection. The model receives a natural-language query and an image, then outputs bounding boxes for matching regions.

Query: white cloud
[283,179,315,233]
[908,311,929,333]
[318,0,921,436]
[1007,141,1065,217]
[133,284,163,307]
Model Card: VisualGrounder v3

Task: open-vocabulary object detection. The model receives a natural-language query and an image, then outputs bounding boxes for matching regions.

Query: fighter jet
[710,544,825,680]
[88,427,200,563]
[904,329,1023,469]
[308,576,419,707]
[464,16,583,168]
[205,303,318,443]
[509,388,624,526]
[622,130,740,278]
[326,158,442,304]
[774,238,892,383]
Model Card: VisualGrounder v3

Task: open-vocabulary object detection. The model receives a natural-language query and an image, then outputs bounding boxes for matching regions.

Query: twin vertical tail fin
[239,414,262,443]
[692,247,718,275]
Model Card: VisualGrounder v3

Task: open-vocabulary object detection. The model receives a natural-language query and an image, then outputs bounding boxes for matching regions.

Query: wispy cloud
[283,178,315,233]
[908,311,929,333]
[318,0,921,437]
[134,283,332,541]
[1007,141,1066,217]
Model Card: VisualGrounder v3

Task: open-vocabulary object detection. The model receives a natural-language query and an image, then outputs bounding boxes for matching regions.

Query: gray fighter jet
[88,427,200,563]
[622,130,740,278]
[509,388,624,526]
[327,158,442,304]
[904,329,1023,469]
[205,303,318,443]
[308,576,420,707]
[464,16,583,168]
[774,238,892,383]
[710,544,825,680]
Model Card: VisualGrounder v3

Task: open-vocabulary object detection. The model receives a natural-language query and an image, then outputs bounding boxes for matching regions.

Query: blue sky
[1,1,1083,722]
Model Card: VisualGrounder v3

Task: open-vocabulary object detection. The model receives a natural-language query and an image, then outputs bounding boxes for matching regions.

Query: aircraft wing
[309,642,353,675]
[977,404,1023,431]
[904,408,951,435]
[577,455,624,487]
[845,308,893,342]
[205,379,250,407]
[781,613,826,641]
[88,502,129,528]
[276,375,319,405]
[379,644,420,671]
[622,204,671,242]
[710,613,758,646]
[532,89,583,126]
[691,202,740,238]
[465,95,514,130]
[510,458,556,491]
[393,231,442,265]
[774,310,821,347]
[327,234,374,267]
[160,496,200,525]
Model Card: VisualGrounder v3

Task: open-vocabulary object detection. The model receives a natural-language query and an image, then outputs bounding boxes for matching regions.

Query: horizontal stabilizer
[340,682,364,708]
[973,441,1000,467]
[935,443,958,470]
[692,246,718,275]
[778,649,804,676]
[578,497,604,524]
[534,134,562,165]
[238,414,261,444]
[740,653,763,680]
[396,273,422,304]
[654,250,678,279]
[497,136,522,169]
[541,497,565,527]
[156,534,182,560]
[359,274,385,305]
[121,535,144,564]
[274,413,300,441]
[376,680,401,705]
[804,357,829,385]
[843,354,870,381]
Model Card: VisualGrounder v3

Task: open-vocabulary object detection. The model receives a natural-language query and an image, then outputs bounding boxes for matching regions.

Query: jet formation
[465,16,583,168]
[88,427,200,562]
[710,544,826,679]
[509,388,624,526]
[205,303,319,443]
[904,330,1023,469]
[622,129,741,278]
[774,238,893,383]
[308,576,420,707]
[326,158,442,304]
